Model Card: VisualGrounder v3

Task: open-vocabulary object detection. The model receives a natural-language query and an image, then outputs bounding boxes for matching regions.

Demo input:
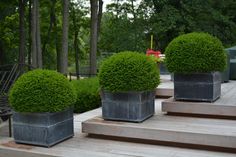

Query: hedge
[71,77,100,113]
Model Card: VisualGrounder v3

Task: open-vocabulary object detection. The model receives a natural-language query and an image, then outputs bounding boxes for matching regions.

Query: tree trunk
[97,0,103,40]
[36,0,42,68]
[74,31,79,79]
[90,0,98,76]
[59,0,69,75]
[71,4,80,79]
[31,0,42,68]
[31,0,37,68]
[42,0,56,64]
[28,0,32,67]
[19,0,26,65]
[131,0,137,50]
[49,0,60,71]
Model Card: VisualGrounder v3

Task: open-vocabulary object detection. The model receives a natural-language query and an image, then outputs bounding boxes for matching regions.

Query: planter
[174,72,221,102]
[221,50,230,82]
[101,90,155,122]
[230,59,236,80]
[159,62,170,75]
[13,108,74,147]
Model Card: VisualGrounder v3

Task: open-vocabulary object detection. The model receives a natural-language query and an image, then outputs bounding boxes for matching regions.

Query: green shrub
[98,51,160,92]
[9,69,76,113]
[165,32,226,73]
[71,77,100,113]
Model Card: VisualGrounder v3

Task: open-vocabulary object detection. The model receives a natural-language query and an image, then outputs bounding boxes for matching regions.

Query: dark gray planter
[159,63,170,75]
[230,59,236,80]
[174,72,221,102]
[101,90,155,122]
[13,108,74,147]
[221,50,230,82]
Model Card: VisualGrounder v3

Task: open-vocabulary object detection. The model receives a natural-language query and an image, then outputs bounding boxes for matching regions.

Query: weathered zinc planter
[221,50,230,82]
[101,90,155,122]
[159,63,170,75]
[174,72,221,102]
[13,108,74,147]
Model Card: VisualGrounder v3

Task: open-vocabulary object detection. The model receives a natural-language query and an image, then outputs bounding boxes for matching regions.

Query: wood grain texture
[82,115,236,149]
[162,81,236,117]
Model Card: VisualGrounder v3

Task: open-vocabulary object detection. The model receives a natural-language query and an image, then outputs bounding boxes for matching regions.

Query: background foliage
[71,77,100,113]
[0,0,236,71]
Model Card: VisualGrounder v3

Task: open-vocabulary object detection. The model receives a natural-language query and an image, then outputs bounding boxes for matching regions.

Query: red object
[146,49,161,58]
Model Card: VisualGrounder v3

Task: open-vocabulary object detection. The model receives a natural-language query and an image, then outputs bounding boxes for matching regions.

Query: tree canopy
[0,0,235,73]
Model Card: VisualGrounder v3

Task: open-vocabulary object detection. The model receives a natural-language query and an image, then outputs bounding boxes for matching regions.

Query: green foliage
[165,32,226,73]
[71,77,100,113]
[98,51,160,92]
[9,69,76,113]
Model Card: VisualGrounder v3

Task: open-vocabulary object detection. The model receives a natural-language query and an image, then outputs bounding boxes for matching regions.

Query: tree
[31,0,42,68]
[19,0,26,65]
[59,0,69,75]
[89,0,98,76]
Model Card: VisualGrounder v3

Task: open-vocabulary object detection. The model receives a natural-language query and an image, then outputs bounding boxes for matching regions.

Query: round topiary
[165,32,226,73]
[9,69,76,113]
[98,51,160,92]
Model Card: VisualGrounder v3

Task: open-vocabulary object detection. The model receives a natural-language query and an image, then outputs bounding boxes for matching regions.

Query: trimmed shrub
[71,77,101,113]
[165,32,226,73]
[9,69,76,113]
[98,51,160,92]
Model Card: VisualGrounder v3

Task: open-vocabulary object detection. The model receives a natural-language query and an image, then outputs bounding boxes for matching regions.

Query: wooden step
[156,88,173,97]
[162,81,236,117]
[82,115,236,150]
[162,98,236,118]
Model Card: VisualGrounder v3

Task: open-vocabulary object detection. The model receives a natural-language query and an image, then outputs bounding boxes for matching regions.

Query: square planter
[101,90,155,122]
[159,62,170,75]
[221,50,230,82]
[230,59,236,80]
[174,72,221,102]
[13,108,74,147]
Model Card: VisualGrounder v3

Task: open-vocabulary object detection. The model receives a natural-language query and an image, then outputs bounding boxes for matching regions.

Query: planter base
[174,72,221,102]
[101,91,155,122]
[13,108,74,147]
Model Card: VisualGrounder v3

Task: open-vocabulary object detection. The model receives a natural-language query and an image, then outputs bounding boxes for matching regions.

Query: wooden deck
[162,81,236,117]
[1,100,236,156]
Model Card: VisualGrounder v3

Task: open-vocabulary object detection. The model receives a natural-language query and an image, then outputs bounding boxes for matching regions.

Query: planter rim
[13,107,73,115]
[100,89,156,94]
[174,71,221,75]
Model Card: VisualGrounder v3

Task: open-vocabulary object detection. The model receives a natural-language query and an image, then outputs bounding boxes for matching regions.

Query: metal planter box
[230,59,236,80]
[160,63,170,75]
[101,90,155,122]
[174,72,221,102]
[221,50,230,82]
[13,108,74,147]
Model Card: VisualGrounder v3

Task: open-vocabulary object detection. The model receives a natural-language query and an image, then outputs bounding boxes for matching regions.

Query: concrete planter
[174,72,221,102]
[13,108,74,147]
[101,90,155,122]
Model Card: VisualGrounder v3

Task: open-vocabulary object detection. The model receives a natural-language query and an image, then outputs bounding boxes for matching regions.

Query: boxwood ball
[165,32,226,73]
[9,69,76,113]
[98,51,160,92]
